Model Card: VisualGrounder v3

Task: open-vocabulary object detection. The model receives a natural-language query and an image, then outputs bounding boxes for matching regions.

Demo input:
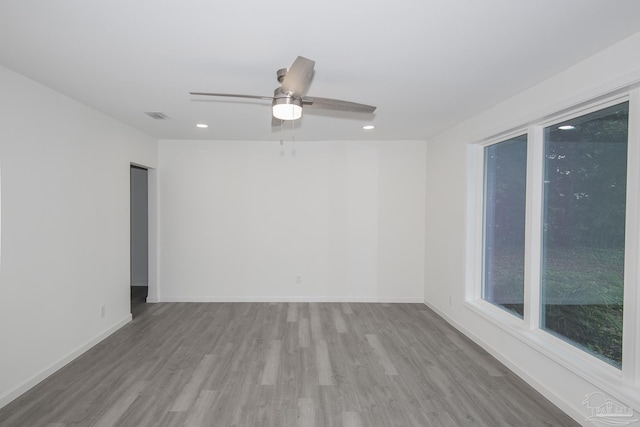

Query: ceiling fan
[190,56,376,123]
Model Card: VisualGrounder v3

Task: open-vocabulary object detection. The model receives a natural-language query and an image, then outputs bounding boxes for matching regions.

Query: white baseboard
[155,296,424,303]
[422,299,586,426]
[0,314,132,410]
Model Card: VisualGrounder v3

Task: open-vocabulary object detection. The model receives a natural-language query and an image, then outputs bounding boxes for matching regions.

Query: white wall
[425,31,640,424]
[0,65,157,408]
[157,139,426,302]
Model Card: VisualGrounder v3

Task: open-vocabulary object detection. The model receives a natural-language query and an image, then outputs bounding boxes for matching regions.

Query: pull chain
[280,119,284,156]
[277,119,297,156]
[291,119,296,156]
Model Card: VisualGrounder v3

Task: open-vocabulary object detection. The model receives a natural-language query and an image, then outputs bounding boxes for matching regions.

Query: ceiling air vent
[144,111,170,120]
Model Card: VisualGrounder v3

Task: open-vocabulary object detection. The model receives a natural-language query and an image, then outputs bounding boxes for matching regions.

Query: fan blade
[301,97,376,113]
[281,56,315,96]
[190,92,273,101]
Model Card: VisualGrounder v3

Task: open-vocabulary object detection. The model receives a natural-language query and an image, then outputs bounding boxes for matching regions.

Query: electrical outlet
[100,305,106,318]
[296,275,302,284]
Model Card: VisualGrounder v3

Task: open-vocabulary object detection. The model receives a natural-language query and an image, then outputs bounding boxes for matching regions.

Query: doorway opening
[130,164,148,317]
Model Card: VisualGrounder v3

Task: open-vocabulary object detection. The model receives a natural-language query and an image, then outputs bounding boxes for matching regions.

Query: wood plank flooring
[0,303,579,426]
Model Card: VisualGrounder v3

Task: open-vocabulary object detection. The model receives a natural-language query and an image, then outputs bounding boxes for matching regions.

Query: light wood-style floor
[0,302,579,426]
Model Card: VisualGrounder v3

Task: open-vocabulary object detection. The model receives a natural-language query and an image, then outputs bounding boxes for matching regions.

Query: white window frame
[465,89,640,403]
[471,130,530,323]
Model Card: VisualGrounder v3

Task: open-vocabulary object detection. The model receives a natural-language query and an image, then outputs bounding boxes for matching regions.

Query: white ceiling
[2,0,640,141]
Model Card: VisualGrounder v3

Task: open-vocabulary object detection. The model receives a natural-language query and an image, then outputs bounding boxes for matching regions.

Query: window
[541,102,628,367]
[483,135,527,317]
[475,99,632,370]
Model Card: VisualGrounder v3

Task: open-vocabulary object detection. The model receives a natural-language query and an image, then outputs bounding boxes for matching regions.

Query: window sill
[463,299,640,408]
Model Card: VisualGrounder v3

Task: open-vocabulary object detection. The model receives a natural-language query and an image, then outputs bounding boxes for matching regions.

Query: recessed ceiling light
[196,123,209,128]
[363,125,375,130]
[558,125,575,130]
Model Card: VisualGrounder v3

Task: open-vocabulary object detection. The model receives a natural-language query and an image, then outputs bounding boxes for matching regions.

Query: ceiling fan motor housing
[272,88,302,120]
[276,68,288,83]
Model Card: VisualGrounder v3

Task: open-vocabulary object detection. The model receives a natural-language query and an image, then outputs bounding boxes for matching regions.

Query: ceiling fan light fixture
[272,96,302,120]
[191,56,376,124]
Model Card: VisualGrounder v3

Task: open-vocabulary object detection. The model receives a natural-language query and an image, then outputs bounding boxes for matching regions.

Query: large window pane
[542,102,628,367]
[483,135,527,317]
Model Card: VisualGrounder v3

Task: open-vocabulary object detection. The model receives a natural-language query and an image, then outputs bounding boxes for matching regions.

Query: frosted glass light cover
[273,103,302,120]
